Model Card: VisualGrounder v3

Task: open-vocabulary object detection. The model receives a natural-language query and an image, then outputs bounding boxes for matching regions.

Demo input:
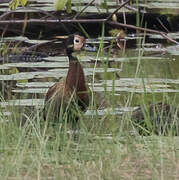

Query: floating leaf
[167,45,179,55]
[90,86,179,93]
[0,71,67,81]
[54,0,68,11]
[16,82,54,88]
[86,107,138,116]
[0,99,44,107]
[12,88,47,94]
[4,62,68,68]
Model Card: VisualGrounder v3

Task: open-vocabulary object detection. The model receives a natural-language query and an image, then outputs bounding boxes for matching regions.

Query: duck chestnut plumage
[44,34,91,124]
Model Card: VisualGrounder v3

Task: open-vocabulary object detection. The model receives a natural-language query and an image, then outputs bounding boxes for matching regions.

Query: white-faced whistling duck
[44,33,94,124]
[132,102,179,135]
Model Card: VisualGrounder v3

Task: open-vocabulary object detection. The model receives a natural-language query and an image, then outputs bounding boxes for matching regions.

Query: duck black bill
[83,43,96,52]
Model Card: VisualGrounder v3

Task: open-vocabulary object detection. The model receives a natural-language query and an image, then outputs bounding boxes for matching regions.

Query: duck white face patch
[74,35,84,51]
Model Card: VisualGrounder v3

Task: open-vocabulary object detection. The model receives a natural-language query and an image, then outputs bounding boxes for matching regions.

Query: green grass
[0,52,179,180]
[0,95,179,179]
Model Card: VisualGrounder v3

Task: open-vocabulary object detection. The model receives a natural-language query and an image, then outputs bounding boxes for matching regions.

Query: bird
[132,102,179,135]
[44,33,92,127]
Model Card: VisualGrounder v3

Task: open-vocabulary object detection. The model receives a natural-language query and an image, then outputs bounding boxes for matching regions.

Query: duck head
[66,34,96,57]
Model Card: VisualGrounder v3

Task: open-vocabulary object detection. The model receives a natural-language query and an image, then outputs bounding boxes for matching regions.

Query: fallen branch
[106,0,130,22]
[0,5,178,45]
[107,21,179,45]
[0,19,105,24]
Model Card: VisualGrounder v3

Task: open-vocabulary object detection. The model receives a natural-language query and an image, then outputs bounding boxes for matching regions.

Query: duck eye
[75,39,80,43]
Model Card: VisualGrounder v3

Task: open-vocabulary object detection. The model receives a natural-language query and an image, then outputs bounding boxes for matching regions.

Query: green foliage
[9,0,27,10]
[66,0,72,14]
[54,0,67,11]
[0,103,179,179]
[54,0,71,13]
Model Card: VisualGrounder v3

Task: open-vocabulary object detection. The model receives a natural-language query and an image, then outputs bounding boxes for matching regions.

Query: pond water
[0,32,179,118]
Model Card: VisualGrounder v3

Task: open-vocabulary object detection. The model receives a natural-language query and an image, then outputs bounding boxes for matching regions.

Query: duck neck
[66,53,87,92]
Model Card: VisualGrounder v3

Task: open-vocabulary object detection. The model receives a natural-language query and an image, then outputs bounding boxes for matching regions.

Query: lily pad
[166,45,179,55]
[1,36,29,42]
[0,70,67,81]
[99,78,179,87]
[0,97,138,116]
[49,68,121,76]
[44,56,69,62]
[90,86,179,93]
[4,62,68,68]
[16,82,54,88]
[86,107,138,116]
[0,64,11,70]
[12,88,48,94]
[0,99,44,107]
